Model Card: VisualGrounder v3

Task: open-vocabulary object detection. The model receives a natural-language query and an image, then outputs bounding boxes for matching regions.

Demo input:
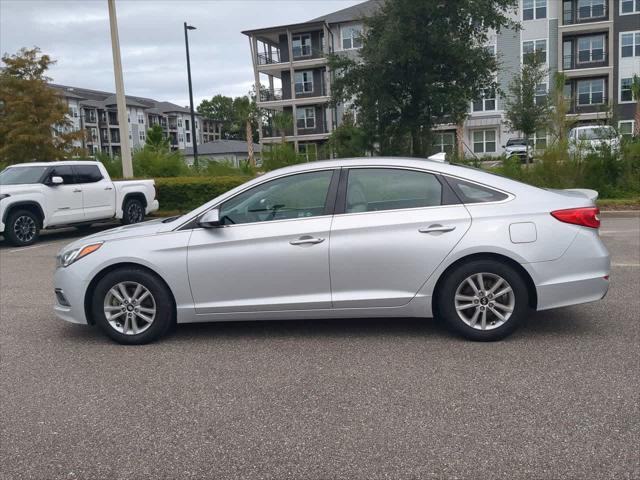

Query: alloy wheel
[13,215,36,244]
[454,272,515,331]
[103,281,156,335]
[127,202,144,223]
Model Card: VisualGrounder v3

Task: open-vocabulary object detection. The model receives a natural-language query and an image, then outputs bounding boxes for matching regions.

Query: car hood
[505,145,528,151]
[60,218,167,251]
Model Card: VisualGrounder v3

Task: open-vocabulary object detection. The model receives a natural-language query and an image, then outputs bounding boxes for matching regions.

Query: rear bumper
[0,221,4,234]
[146,200,159,214]
[524,227,610,311]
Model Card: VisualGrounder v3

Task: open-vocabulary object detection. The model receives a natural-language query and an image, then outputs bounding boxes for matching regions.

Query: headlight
[0,193,10,201]
[56,242,103,268]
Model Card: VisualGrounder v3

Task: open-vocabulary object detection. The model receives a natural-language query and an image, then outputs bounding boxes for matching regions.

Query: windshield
[577,127,614,140]
[506,139,527,146]
[0,166,48,186]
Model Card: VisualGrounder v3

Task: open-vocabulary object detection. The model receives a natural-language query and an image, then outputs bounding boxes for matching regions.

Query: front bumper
[53,266,90,324]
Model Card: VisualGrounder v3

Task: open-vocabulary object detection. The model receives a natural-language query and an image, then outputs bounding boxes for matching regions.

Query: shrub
[261,143,303,171]
[155,175,250,212]
[133,148,188,178]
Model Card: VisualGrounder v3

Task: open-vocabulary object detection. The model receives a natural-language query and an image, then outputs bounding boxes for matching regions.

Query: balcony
[563,52,609,70]
[257,52,283,65]
[562,1,608,25]
[260,88,284,102]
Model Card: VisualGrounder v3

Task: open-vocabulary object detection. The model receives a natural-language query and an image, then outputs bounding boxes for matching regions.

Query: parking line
[6,242,63,254]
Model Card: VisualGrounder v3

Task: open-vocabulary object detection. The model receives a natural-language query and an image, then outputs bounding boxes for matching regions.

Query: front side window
[523,39,547,63]
[472,88,496,112]
[219,170,334,225]
[578,0,606,19]
[342,24,363,50]
[577,78,605,105]
[49,165,76,184]
[523,0,547,20]
[577,35,605,63]
[621,78,634,102]
[296,107,316,129]
[432,132,455,154]
[292,34,312,57]
[473,129,496,154]
[621,32,640,58]
[74,165,103,183]
[294,71,314,94]
[345,168,442,214]
[621,0,640,14]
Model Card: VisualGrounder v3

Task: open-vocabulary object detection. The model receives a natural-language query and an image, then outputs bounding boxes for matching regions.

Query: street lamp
[184,22,199,168]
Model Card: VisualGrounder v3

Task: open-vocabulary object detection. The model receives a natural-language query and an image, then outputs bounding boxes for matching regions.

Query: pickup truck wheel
[5,209,40,247]
[122,198,145,225]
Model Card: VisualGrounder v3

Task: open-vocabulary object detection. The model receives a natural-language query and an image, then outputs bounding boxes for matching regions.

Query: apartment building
[244,0,638,159]
[51,84,222,157]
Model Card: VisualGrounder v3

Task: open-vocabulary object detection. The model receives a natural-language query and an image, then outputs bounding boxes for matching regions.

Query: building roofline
[241,20,328,36]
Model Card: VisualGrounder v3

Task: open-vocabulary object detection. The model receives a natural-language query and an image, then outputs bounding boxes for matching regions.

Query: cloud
[1,0,363,104]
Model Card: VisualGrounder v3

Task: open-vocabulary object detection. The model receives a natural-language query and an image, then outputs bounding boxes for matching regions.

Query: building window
[523,0,546,20]
[619,121,635,137]
[178,133,184,142]
[432,132,455,154]
[523,39,547,64]
[185,119,190,131]
[294,71,314,94]
[292,34,312,57]
[296,107,316,130]
[621,0,640,14]
[578,0,606,19]
[620,78,634,102]
[298,143,318,162]
[621,32,640,58]
[177,118,182,128]
[577,78,605,105]
[472,88,496,112]
[473,130,496,154]
[577,35,605,63]
[186,132,191,143]
[342,24,363,50]
[138,114,144,124]
[139,131,146,141]
[535,83,548,105]
[532,130,547,149]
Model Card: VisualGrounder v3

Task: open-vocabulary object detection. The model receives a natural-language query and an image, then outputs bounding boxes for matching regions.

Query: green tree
[271,111,293,144]
[326,111,368,158]
[329,0,517,157]
[547,72,574,145]
[0,47,85,163]
[232,95,260,167]
[144,124,170,152]
[503,56,550,163]
[631,74,640,137]
[197,94,235,137]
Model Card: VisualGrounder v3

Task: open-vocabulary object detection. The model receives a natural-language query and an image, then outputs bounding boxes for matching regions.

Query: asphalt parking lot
[1,215,638,480]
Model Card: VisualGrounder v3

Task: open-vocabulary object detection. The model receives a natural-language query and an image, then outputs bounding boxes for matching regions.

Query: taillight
[551,207,600,229]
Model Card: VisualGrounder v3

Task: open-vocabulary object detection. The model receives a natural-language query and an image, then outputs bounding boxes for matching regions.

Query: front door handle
[290,236,325,246]
[419,225,456,234]
[73,189,82,193]
[104,186,113,191]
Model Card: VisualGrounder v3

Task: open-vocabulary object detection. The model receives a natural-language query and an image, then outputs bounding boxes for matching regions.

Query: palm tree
[631,74,640,137]
[233,96,259,167]
[271,111,293,144]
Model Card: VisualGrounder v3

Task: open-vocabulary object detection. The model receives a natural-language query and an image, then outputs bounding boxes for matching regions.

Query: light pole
[107,0,133,178]
[184,22,198,168]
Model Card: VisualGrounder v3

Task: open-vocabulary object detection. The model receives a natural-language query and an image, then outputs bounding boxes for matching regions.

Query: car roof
[6,161,100,168]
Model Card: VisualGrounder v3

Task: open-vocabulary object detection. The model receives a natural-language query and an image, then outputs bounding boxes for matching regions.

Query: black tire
[91,267,174,345]
[436,259,530,341]
[121,198,145,225]
[5,209,40,247]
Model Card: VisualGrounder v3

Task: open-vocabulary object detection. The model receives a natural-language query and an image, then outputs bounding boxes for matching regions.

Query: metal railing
[257,52,283,65]
[563,52,608,70]
[260,88,284,102]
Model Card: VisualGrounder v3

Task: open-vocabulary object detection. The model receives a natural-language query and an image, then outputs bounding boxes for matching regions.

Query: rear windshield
[577,127,614,140]
[0,166,48,186]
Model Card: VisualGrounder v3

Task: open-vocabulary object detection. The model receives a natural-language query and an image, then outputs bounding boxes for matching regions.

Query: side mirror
[50,176,64,185]
[198,208,222,228]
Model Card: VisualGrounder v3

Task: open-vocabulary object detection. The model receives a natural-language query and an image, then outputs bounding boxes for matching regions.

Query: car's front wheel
[5,209,40,247]
[91,267,174,345]
[436,259,530,341]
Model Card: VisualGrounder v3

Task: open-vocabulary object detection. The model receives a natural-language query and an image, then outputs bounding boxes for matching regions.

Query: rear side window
[447,178,508,204]
[346,168,442,213]
[49,165,76,184]
[74,165,103,183]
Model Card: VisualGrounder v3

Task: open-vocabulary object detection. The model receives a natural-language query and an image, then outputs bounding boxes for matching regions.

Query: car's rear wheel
[122,198,145,225]
[436,260,530,341]
[91,268,174,345]
[5,209,40,247]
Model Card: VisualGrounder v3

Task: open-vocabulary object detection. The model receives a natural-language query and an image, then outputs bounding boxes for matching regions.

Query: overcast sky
[0,0,362,106]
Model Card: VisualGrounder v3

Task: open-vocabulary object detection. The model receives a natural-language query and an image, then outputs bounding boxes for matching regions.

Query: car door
[73,164,115,220]
[45,165,84,225]
[329,167,471,308]
[187,169,339,315]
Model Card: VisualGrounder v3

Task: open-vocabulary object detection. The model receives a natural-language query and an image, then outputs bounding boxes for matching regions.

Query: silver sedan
[54,158,610,344]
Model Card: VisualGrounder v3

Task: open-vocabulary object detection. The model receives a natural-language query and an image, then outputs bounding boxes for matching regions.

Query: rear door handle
[419,225,456,234]
[290,236,325,246]
[73,189,82,193]
[104,186,113,191]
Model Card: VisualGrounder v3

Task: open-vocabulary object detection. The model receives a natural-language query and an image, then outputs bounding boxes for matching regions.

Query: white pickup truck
[0,161,159,246]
